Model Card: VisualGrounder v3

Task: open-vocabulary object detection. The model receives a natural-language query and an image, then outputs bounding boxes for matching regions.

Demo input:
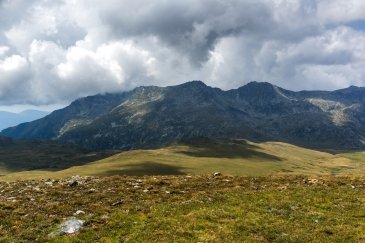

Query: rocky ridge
[2,81,365,150]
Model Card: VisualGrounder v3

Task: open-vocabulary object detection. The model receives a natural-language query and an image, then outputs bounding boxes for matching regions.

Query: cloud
[0,45,9,57]
[0,54,31,103]
[0,0,365,106]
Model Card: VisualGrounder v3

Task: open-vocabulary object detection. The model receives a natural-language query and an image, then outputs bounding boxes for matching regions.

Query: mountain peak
[177,80,207,88]
[237,81,281,99]
[332,84,365,95]
[243,81,276,89]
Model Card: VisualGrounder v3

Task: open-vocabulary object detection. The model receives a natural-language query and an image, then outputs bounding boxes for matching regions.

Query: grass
[1,139,364,181]
[1,139,364,241]
[0,175,364,242]
[0,138,113,176]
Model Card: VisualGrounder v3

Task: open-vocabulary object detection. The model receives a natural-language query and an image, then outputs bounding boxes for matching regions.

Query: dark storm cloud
[99,0,274,65]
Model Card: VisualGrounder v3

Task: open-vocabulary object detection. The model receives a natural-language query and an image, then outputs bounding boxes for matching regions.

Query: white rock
[33,187,41,192]
[6,197,16,202]
[59,218,84,234]
[74,210,85,216]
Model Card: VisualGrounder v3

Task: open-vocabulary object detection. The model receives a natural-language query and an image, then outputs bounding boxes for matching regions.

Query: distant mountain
[0,110,49,131]
[2,81,365,150]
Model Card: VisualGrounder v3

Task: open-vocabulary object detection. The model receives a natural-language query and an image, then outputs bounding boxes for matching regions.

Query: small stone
[111,200,123,206]
[74,210,85,216]
[68,180,78,187]
[44,181,53,186]
[6,197,16,202]
[304,178,319,184]
[101,214,110,221]
[88,188,96,193]
[33,186,41,192]
[213,172,222,176]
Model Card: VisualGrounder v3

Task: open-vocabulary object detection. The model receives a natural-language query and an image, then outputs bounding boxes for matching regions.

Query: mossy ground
[1,175,364,242]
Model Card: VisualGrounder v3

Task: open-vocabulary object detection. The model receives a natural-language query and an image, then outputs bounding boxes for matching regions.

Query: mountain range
[2,81,365,150]
[0,110,49,131]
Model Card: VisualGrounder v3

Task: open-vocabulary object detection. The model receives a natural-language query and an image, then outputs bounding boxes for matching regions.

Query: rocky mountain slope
[2,81,365,150]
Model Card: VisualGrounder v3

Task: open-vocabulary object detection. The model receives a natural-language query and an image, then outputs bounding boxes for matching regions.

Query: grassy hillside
[1,139,364,181]
[0,175,364,242]
[0,137,113,177]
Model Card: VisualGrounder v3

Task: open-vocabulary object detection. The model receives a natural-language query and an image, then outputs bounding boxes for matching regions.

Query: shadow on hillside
[99,162,187,176]
[179,138,282,161]
[0,139,116,172]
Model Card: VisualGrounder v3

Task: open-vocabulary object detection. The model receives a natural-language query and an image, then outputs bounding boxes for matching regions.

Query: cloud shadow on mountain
[99,162,187,176]
[178,138,282,161]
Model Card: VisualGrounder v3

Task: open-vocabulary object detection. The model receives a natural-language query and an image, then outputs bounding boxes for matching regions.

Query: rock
[50,218,84,237]
[60,218,84,234]
[68,180,78,187]
[88,188,96,193]
[6,197,16,202]
[74,210,85,216]
[33,186,41,192]
[68,175,83,187]
[101,214,110,221]
[71,175,81,180]
[304,178,319,184]
[111,200,123,206]
[213,172,222,177]
[44,181,53,186]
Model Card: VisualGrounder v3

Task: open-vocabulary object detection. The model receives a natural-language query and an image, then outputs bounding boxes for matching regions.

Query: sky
[1,0,365,112]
